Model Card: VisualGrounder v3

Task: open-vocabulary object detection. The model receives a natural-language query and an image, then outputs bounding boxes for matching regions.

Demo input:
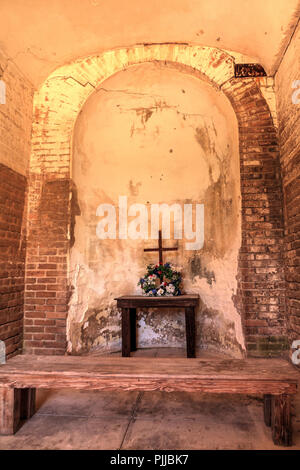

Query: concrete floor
[0,348,299,450]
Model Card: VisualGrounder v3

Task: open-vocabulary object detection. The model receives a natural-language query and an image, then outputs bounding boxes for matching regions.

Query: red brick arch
[25,44,286,356]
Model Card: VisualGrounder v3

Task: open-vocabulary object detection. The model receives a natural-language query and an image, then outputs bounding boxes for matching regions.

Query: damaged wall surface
[70,62,244,356]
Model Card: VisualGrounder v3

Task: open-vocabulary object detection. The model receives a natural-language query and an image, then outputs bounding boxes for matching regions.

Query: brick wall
[24,177,70,355]
[275,23,300,347]
[0,50,33,177]
[0,50,34,358]
[0,165,27,358]
[222,78,287,357]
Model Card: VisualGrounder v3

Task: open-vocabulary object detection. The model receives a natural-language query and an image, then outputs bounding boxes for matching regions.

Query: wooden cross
[144,230,178,267]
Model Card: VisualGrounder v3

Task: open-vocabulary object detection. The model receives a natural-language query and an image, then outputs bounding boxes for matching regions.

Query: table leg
[122,307,131,357]
[185,306,196,358]
[130,308,137,351]
[0,386,37,435]
[271,394,292,446]
[263,394,272,427]
[0,386,21,435]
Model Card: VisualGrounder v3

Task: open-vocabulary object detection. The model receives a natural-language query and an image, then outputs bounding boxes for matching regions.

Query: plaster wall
[69,62,244,356]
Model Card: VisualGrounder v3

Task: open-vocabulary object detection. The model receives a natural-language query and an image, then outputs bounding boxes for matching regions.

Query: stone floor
[0,348,299,450]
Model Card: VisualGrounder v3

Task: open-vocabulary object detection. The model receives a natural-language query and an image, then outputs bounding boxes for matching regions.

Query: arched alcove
[24,44,286,358]
[69,61,243,355]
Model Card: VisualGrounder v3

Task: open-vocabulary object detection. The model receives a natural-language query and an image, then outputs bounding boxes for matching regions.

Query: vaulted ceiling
[0,0,299,87]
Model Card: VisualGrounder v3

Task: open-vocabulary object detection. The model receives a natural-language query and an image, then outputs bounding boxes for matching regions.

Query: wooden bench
[0,355,298,446]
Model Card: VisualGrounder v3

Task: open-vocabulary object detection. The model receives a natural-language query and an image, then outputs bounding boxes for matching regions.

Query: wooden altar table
[115,295,199,358]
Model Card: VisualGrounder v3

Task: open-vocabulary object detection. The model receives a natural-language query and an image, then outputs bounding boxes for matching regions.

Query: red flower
[159,262,163,265]
[164,282,167,286]
[158,271,162,275]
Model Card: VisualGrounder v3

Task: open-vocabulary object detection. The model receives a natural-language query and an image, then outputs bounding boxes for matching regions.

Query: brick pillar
[223,78,287,356]
[24,175,70,355]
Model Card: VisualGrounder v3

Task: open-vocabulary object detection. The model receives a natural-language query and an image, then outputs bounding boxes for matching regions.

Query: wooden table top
[115,294,199,307]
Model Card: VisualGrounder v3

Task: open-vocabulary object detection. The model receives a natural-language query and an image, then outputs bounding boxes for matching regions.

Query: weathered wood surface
[115,295,199,308]
[0,356,298,395]
[271,394,292,446]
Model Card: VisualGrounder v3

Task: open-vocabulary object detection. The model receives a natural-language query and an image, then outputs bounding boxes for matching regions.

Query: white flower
[166,284,175,293]
[157,288,164,296]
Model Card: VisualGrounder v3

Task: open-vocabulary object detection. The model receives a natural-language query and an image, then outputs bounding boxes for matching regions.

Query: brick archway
[25,44,286,356]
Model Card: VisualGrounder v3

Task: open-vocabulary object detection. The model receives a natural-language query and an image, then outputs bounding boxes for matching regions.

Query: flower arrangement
[138,262,182,296]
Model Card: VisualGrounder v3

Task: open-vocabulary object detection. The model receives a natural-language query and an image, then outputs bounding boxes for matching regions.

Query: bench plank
[0,356,298,380]
[0,357,298,392]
